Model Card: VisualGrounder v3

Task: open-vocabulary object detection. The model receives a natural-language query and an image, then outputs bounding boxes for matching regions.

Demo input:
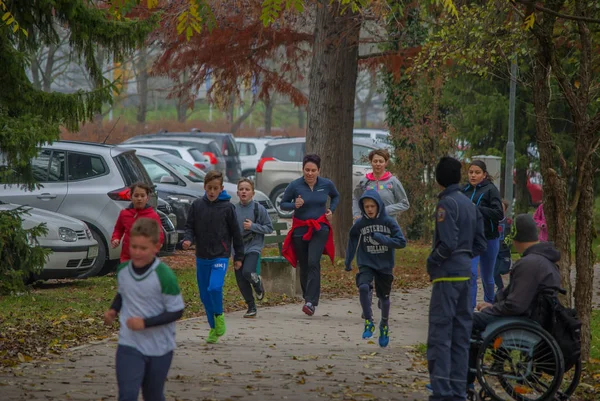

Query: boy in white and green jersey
[104,218,185,401]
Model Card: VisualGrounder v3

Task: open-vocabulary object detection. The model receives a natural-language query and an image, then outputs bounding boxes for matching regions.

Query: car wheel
[271,186,294,219]
[77,229,107,278]
[242,169,256,181]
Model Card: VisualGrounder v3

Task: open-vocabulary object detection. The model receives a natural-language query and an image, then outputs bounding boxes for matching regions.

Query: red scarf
[282,214,335,268]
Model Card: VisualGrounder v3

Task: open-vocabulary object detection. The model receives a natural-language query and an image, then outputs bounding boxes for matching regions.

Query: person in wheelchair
[467,213,561,388]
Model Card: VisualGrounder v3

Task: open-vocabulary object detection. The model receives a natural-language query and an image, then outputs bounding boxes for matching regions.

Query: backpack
[242,202,260,245]
[531,287,582,370]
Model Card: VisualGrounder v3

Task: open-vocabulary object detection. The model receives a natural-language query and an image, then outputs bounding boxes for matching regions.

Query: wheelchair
[467,297,582,401]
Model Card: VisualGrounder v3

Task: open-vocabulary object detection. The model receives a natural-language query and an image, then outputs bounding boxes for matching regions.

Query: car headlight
[167,195,196,205]
[59,227,78,242]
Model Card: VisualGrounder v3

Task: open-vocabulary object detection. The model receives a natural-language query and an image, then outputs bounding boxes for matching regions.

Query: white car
[352,129,392,149]
[0,201,99,280]
[236,137,283,179]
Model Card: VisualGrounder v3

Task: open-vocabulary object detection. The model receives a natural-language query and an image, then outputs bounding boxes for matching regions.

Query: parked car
[235,137,273,179]
[119,141,226,176]
[352,129,392,148]
[254,138,376,217]
[0,141,177,277]
[0,201,99,280]
[133,149,278,226]
[123,130,242,181]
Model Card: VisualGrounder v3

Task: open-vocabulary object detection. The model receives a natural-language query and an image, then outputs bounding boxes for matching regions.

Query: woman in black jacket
[463,160,504,308]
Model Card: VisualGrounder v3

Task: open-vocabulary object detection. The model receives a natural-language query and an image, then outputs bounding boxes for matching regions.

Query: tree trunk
[264,98,273,134]
[514,166,529,214]
[136,46,149,124]
[42,43,58,92]
[531,48,572,304]
[574,160,594,359]
[306,1,361,258]
[231,102,257,134]
[298,106,305,129]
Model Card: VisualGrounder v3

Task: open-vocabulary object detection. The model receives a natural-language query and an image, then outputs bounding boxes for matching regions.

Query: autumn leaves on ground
[0,245,431,368]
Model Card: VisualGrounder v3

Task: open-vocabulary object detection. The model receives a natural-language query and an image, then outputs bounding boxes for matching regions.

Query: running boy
[426,157,487,401]
[234,178,273,318]
[345,190,406,348]
[182,170,244,343]
[104,218,184,401]
[111,182,164,262]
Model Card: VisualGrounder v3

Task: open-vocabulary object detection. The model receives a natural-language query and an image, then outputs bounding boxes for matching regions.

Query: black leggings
[292,229,329,306]
[234,252,261,306]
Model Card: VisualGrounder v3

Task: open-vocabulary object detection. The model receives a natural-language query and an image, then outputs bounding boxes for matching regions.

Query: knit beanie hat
[512,214,539,243]
[435,156,462,188]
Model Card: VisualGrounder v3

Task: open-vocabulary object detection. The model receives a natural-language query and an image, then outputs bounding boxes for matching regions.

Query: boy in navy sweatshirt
[345,190,407,347]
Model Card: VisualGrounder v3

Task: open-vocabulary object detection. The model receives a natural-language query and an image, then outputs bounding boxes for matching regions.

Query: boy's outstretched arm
[372,220,407,249]
[182,202,196,243]
[344,224,360,271]
[250,205,274,234]
[228,206,245,261]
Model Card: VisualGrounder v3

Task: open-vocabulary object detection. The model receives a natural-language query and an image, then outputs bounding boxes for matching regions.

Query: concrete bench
[257,222,302,298]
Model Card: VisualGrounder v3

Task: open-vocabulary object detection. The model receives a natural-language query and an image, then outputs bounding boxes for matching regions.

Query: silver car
[119,141,227,177]
[0,141,177,277]
[133,149,278,222]
[121,138,228,179]
[254,137,376,217]
[0,201,99,280]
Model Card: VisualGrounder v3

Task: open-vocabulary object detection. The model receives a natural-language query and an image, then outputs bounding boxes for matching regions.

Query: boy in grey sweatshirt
[234,178,274,317]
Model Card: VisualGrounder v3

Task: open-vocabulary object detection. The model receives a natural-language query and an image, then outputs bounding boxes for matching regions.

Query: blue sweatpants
[470,238,500,306]
[116,345,173,401]
[196,257,228,328]
[427,280,472,401]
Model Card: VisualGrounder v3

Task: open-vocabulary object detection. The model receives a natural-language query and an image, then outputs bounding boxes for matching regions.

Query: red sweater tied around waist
[282,214,335,268]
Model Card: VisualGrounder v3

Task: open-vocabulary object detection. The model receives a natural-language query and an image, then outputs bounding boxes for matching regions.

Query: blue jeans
[470,238,500,306]
[196,257,228,328]
[427,280,473,401]
[116,345,173,401]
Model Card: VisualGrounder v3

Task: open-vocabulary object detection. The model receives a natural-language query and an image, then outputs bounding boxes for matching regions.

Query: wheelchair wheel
[476,322,564,401]
[554,359,582,400]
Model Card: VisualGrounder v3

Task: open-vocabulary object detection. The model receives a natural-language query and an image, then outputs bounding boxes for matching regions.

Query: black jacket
[482,242,561,317]
[462,179,503,240]
[183,191,244,262]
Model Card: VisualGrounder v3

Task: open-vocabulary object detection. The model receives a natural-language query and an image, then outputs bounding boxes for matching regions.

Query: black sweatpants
[292,228,329,306]
[235,252,261,307]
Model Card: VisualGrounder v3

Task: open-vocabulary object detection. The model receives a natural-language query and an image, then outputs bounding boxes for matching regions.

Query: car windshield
[156,154,205,183]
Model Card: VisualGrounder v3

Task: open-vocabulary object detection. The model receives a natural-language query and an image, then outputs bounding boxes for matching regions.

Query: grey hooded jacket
[352,172,410,218]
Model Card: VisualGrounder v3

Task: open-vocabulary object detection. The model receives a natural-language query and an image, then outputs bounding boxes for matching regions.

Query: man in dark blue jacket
[427,157,487,401]
[345,190,406,348]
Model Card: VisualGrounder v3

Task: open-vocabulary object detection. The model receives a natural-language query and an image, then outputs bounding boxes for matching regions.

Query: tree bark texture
[306,0,361,258]
[531,46,572,302]
[264,97,273,134]
[136,46,149,124]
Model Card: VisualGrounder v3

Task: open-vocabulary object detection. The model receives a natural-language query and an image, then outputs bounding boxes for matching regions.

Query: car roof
[127,136,215,144]
[120,143,197,151]
[46,140,134,156]
[157,130,233,138]
[353,129,389,135]
[263,137,379,149]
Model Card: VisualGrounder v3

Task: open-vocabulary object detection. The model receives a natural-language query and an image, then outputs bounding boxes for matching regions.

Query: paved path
[0,289,432,401]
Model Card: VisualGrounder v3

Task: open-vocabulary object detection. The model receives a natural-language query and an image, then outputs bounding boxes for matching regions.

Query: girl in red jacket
[111,182,164,262]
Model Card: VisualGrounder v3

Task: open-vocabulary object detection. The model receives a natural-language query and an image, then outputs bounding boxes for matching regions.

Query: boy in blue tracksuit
[345,190,407,348]
[427,157,487,401]
[182,171,244,344]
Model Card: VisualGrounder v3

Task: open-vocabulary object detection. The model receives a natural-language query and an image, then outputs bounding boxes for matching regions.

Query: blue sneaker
[379,324,389,347]
[362,320,375,339]
[425,383,433,393]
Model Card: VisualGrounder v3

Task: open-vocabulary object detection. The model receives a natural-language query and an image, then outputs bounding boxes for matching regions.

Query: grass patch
[0,244,430,367]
